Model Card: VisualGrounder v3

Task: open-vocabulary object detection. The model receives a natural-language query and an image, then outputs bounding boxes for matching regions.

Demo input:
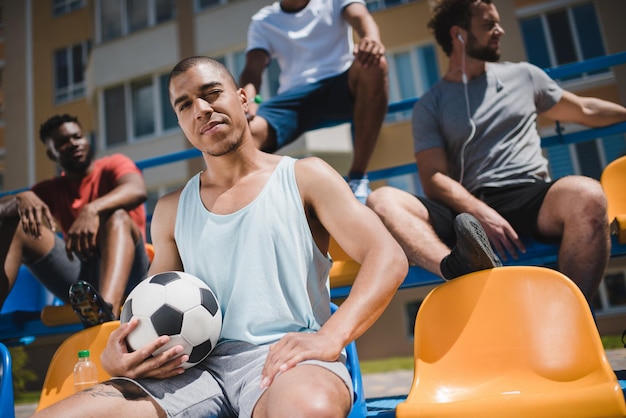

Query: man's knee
[567,176,607,215]
[102,209,143,243]
[350,56,388,88]
[548,176,608,228]
[105,208,134,228]
[366,186,395,215]
[257,382,350,418]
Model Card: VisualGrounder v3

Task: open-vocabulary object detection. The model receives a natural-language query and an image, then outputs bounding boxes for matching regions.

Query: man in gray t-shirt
[412,61,560,194]
[367,0,626,303]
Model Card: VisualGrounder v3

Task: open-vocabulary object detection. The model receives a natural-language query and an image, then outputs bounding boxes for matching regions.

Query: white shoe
[348,177,371,204]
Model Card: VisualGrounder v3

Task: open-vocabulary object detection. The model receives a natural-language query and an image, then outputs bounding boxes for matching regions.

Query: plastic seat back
[601,156,626,243]
[329,237,361,289]
[0,343,15,418]
[330,302,367,418]
[396,266,626,418]
[36,321,119,412]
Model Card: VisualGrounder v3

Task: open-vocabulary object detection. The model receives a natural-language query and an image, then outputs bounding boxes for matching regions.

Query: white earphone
[456,30,475,185]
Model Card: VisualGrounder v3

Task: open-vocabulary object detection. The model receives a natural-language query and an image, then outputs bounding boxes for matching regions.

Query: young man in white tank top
[34,56,496,418]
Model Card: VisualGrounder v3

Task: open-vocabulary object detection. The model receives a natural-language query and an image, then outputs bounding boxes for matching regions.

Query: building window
[97,0,175,42]
[52,0,85,16]
[545,134,626,181]
[131,78,155,137]
[197,0,226,12]
[386,44,439,122]
[217,51,281,99]
[128,0,149,33]
[0,152,5,192]
[404,300,423,338]
[54,41,91,104]
[0,66,4,124]
[159,74,178,131]
[518,1,607,81]
[103,72,178,148]
[104,85,128,147]
[156,0,176,23]
[364,0,417,12]
[593,270,626,314]
[100,0,123,41]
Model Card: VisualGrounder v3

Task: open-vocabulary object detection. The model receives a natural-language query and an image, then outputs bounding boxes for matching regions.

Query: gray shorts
[25,234,149,303]
[114,340,353,418]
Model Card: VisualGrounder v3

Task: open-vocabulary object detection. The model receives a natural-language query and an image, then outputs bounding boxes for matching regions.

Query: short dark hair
[168,56,238,102]
[428,0,493,56]
[39,114,80,143]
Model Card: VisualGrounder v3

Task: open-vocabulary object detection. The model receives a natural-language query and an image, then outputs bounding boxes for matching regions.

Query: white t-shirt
[246,0,364,94]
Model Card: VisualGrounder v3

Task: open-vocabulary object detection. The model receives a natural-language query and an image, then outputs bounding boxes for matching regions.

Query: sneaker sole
[454,213,502,270]
[69,281,115,328]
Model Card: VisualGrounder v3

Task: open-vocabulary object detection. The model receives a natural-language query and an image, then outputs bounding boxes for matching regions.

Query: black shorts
[417,180,558,247]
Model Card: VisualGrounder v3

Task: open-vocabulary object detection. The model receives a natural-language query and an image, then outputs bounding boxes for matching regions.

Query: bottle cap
[78,350,90,358]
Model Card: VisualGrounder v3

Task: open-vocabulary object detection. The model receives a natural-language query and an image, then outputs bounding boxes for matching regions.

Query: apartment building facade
[1,0,625,360]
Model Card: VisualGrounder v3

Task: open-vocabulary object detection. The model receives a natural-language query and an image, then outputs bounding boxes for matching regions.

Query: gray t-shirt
[412,61,563,193]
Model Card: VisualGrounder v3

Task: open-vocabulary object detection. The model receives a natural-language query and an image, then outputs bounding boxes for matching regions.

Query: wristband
[254,94,263,104]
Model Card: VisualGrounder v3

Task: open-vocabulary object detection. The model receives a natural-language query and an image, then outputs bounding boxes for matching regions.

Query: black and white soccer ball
[120,271,222,369]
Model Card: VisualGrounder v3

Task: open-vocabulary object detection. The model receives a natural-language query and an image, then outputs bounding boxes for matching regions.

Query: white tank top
[174,157,332,344]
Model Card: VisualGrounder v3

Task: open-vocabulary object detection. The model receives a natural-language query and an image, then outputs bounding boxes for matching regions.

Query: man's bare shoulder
[293,157,352,203]
[294,156,337,179]
[154,188,184,214]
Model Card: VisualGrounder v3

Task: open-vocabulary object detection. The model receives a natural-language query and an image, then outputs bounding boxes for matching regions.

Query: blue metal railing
[132,51,626,178]
[2,51,626,197]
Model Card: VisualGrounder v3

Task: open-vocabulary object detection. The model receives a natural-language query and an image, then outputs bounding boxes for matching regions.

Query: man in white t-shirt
[239,0,388,203]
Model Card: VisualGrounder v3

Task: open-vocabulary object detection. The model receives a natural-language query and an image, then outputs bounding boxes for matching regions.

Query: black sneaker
[69,281,115,328]
[440,213,502,280]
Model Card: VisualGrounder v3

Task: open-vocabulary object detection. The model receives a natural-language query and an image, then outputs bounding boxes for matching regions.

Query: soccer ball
[120,271,222,369]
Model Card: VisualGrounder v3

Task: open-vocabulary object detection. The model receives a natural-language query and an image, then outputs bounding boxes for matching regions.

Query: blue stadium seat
[0,342,15,418]
[331,302,367,418]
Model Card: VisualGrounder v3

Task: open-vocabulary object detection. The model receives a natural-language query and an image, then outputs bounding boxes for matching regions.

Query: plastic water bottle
[73,349,98,392]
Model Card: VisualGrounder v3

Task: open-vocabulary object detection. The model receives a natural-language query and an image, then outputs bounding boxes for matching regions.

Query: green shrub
[8,346,37,396]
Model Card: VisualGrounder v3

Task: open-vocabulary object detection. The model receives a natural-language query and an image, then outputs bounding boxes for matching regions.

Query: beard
[206,138,241,157]
[466,35,501,62]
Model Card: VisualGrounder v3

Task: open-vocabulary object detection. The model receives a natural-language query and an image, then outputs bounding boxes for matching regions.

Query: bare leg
[0,217,56,307]
[97,209,144,317]
[536,176,610,301]
[347,57,388,175]
[32,381,165,418]
[366,187,449,276]
[253,364,351,418]
[248,116,277,153]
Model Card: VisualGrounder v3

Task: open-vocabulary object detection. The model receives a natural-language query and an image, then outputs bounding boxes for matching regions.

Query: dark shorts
[256,70,353,150]
[115,340,352,418]
[25,235,149,303]
[417,180,558,247]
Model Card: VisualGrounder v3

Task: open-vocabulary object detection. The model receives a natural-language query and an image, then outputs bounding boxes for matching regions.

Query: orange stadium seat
[36,321,119,412]
[601,156,626,244]
[328,237,361,290]
[396,266,626,418]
